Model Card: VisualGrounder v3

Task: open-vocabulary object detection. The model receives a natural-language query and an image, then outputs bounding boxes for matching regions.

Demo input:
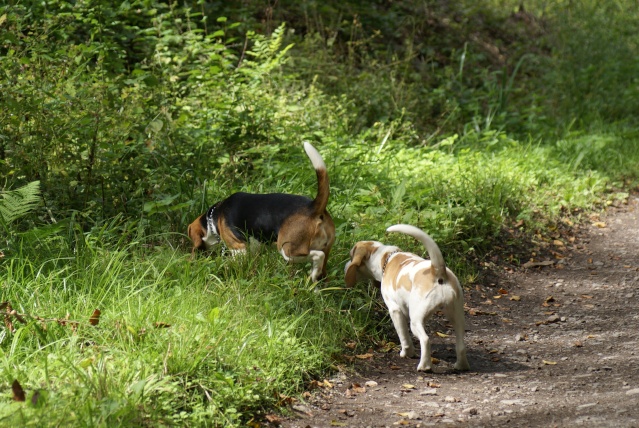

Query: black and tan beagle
[188,142,335,281]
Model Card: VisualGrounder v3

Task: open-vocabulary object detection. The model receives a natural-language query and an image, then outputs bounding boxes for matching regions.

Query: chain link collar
[381,250,399,275]
[206,206,216,233]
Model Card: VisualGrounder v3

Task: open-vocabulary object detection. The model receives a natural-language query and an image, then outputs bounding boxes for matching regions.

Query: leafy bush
[2,0,639,426]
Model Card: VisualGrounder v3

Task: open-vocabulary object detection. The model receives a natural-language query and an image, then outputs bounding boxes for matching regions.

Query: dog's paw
[453,360,471,371]
[416,363,433,372]
[400,348,416,358]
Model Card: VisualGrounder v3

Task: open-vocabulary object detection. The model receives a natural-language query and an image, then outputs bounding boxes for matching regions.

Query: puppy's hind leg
[386,304,415,359]
[443,298,471,371]
[410,317,433,372]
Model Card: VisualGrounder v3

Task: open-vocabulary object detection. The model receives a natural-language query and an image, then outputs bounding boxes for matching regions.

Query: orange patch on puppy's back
[394,271,413,291]
[414,268,438,295]
[384,253,437,294]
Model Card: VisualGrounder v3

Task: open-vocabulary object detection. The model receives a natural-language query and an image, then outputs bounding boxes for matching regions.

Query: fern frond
[0,181,41,225]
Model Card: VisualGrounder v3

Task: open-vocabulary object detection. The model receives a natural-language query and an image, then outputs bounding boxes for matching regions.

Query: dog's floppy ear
[187,216,206,256]
[344,244,369,287]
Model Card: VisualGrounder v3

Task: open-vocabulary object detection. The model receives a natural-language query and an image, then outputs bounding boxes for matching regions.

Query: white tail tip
[303,141,326,171]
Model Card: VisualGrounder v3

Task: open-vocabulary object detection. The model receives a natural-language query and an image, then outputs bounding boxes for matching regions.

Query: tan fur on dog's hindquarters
[187,142,335,282]
[345,224,470,371]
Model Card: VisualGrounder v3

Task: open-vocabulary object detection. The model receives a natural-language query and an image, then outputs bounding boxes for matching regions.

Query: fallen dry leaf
[427,381,441,388]
[401,384,416,390]
[468,308,497,316]
[378,341,398,353]
[264,414,282,425]
[522,260,555,269]
[553,239,564,247]
[543,360,557,365]
[351,384,366,393]
[12,380,25,402]
[430,357,440,365]
[435,331,449,338]
[498,288,508,295]
[397,411,421,420]
[30,390,41,406]
[593,221,607,228]
[278,393,294,405]
[89,309,101,326]
[355,353,373,360]
[510,295,521,301]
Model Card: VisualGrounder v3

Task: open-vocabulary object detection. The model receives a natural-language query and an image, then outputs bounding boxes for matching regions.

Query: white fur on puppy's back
[303,141,326,171]
[387,224,447,279]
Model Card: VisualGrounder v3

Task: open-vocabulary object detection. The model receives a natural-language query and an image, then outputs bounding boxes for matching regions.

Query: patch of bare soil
[281,196,639,428]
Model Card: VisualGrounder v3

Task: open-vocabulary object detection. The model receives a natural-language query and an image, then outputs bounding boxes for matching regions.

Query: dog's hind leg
[443,297,471,371]
[279,248,325,282]
[386,303,415,359]
[308,250,326,282]
[410,315,433,372]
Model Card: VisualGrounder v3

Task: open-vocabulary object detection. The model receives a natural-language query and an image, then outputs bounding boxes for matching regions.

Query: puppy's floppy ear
[344,244,369,287]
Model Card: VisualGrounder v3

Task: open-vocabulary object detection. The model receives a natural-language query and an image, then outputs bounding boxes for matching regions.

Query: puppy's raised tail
[303,142,330,216]
[387,224,448,282]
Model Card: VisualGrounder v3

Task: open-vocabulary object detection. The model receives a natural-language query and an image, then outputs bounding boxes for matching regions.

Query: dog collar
[382,250,399,275]
[206,206,216,233]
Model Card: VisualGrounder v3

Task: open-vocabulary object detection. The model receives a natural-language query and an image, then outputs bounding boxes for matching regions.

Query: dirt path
[281,196,639,428]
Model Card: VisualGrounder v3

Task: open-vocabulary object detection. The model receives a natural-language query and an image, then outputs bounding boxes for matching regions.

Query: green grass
[2,127,638,426]
[0,237,374,426]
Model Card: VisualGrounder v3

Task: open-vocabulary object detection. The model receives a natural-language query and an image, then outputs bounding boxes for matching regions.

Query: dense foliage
[1,0,639,425]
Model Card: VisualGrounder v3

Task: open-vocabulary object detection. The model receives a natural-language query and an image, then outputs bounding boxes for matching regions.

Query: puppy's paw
[416,363,433,372]
[453,359,471,371]
[400,348,416,358]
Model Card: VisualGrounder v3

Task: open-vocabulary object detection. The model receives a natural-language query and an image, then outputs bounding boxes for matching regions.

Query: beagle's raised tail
[386,224,447,281]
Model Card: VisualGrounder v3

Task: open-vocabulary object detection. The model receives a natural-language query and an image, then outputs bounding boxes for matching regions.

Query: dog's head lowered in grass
[345,224,470,372]
[188,142,335,282]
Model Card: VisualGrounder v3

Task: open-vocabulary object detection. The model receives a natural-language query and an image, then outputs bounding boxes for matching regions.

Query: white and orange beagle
[345,224,470,372]
[188,142,335,282]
